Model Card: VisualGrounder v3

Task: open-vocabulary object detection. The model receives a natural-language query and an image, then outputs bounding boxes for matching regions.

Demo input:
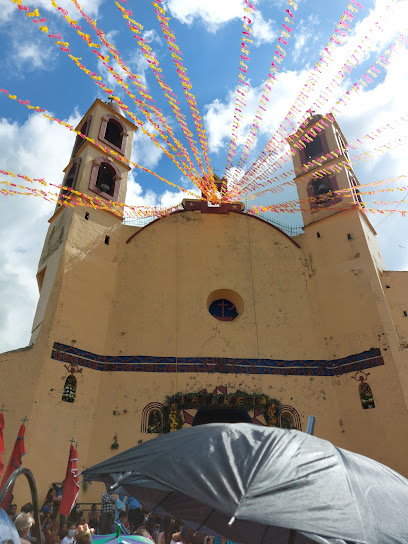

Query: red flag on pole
[0,424,26,510]
[59,445,80,516]
[0,414,5,480]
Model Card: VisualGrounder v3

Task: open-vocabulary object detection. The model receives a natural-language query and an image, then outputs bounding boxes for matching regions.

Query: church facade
[1,98,408,504]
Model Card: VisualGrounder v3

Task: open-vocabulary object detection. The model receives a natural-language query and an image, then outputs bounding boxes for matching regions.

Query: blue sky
[0,0,407,351]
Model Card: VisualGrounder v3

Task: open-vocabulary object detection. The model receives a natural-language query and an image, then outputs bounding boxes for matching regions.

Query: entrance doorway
[192,407,252,426]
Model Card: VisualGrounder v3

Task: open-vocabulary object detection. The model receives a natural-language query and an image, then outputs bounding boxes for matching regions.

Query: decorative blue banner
[51,342,384,377]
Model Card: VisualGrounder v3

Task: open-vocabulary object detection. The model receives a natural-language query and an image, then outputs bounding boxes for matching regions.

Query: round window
[209,299,238,321]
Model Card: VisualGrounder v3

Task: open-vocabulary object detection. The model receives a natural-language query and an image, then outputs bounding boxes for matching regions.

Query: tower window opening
[304,136,323,161]
[72,116,91,156]
[316,232,321,238]
[96,163,116,196]
[62,375,77,403]
[347,233,352,240]
[85,212,89,220]
[312,177,332,201]
[105,235,110,245]
[348,173,364,207]
[89,157,121,201]
[404,311,407,317]
[104,119,123,149]
[209,299,238,321]
[59,158,81,207]
[336,130,350,162]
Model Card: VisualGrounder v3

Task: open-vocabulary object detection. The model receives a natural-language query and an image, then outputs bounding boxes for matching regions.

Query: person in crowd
[20,504,34,515]
[41,502,53,515]
[61,523,77,544]
[44,489,56,502]
[42,490,57,513]
[169,520,183,544]
[43,519,59,544]
[126,496,141,532]
[78,518,87,527]
[87,504,99,533]
[114,495,126,522]
[68,505,83,526]
[151,523,160,544]
[20,504,37,544]
[52,483,64,499]
[74,523,94,544]
[99,490,115,535]
[8,504,18,521]
[59,524,68,541]
[132,526,152,539]
[112,511,129,535]
[174,526,206,544]
[14,513,35,544]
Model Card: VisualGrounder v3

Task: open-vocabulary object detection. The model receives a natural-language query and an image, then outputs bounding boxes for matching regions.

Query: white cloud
[142,29,162,46]
[13,42,56,70]
[251,10,278,46]
[167,0,242,27]
[0,0,103,23]
[0,0,16,25]
[0,111,80,353]
[296,0,408,122]
[125,171,187,210]
[35,0,103,17]
[292,15,320,64]
[204,68,308,155]
[131,121,165,170]
[167,0,277,42]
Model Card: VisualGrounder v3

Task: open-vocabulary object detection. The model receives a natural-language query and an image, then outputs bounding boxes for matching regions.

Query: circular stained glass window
[209,299,238,321]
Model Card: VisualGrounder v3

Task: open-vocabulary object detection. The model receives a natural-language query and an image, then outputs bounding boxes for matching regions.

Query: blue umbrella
[0,507,20,543]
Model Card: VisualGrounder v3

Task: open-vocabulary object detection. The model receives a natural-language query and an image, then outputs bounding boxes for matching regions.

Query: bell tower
[30,98,137,344]
[56,97,136,211]
[290,111,363,227]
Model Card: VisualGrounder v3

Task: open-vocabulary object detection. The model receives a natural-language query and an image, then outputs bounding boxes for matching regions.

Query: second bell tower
[290,111,363,227]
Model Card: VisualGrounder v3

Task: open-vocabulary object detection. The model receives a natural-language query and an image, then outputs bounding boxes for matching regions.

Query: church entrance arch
[162,386,283,433]
[192,407,252,426]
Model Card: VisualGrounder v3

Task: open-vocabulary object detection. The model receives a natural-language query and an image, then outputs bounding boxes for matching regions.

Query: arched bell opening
[89,157,121,201]
[95,162,116,196]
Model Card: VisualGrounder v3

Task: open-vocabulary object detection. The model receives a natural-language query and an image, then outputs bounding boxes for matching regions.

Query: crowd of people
[7,488,233,544]
[6,488,178,544]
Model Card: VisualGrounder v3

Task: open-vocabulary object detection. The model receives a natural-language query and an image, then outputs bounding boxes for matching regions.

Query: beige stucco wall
[2,203,408,508]
[1,105,408,507]
[382,270,408,342]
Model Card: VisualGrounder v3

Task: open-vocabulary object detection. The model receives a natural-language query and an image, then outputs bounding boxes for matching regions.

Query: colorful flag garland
[152,0,218,200]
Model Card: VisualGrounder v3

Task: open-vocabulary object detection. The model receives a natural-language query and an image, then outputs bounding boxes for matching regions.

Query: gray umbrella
[82,423,408,544]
